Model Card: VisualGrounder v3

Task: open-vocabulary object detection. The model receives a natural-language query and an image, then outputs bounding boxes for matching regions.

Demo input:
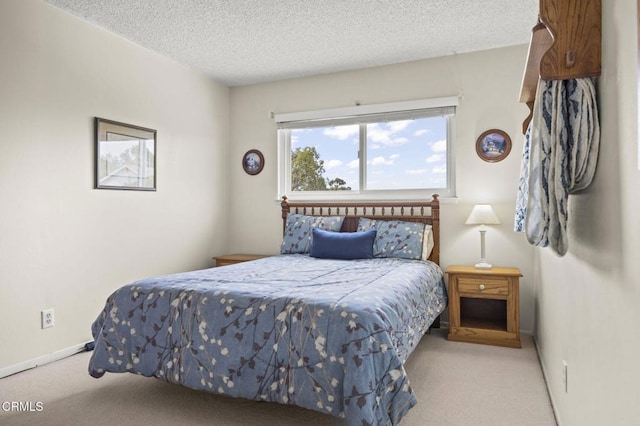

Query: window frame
[276,97,457,201]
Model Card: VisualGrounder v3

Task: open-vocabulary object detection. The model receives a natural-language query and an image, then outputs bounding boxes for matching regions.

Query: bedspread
[89,255,447,425]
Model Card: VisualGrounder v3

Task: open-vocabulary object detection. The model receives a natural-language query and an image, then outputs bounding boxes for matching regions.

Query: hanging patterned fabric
[514,124,531,233]
[514,77,600,256]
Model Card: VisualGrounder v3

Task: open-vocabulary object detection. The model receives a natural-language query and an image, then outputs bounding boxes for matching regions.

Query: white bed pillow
[421,225,434,261]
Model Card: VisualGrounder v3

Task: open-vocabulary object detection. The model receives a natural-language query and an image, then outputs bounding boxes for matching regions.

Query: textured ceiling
[43,0,539,87]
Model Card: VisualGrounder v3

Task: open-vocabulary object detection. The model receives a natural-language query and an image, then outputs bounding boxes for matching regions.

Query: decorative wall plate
[242,149,264,175]
[476,129,512,163]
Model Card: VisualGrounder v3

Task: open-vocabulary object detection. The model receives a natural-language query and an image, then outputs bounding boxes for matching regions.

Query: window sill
[276,190,458,203]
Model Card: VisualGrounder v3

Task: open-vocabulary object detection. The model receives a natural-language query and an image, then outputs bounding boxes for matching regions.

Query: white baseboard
[532,335,562,426]
[438,321,534,336]
[0,341,92,379]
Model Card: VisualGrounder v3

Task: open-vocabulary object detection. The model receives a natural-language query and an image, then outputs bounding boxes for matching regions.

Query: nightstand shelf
[460,297,507,330]
[446,265,522,348]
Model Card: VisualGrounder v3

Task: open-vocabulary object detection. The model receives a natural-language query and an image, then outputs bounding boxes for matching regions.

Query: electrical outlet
[562,360,568,393]
[41,308,54,329]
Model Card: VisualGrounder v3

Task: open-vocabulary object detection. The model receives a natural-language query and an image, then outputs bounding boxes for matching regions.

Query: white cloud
[414,129,428,136]
[406,169,428,175]
[387,120,412,133]
[324,159,343,169]
[323,125,359,140]
[347,159,359,169]
[390,154,400,160]
[432,165,447,174]
[370,156,395,166]
[426,154,443,163]
[291,128,314,145]
[368,125,390,142]
[431,139,447,153]
[367,124,409,147]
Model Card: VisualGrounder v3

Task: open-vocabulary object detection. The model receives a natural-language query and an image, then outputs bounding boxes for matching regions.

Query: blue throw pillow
[309,228,376,260]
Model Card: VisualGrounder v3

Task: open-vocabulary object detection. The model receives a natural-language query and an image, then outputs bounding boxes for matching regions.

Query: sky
[291,116,448,190]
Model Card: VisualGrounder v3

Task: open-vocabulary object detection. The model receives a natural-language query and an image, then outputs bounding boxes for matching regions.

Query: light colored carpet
[0,329,556,426]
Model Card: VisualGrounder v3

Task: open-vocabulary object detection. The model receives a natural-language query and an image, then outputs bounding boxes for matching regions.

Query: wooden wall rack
[519,0,601,133]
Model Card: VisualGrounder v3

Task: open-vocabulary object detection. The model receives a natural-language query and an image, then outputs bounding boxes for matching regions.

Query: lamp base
[474,262,492,269]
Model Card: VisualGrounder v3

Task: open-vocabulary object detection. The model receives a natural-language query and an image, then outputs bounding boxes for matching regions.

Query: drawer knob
[478,284,485,290]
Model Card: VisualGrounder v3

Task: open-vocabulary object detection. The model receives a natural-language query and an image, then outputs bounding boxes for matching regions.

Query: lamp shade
[465,204,500,225]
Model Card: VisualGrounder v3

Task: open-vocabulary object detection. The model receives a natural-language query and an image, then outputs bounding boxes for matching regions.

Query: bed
[88,195,447,425]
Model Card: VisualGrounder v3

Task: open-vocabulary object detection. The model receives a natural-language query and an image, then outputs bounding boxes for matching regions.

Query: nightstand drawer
[458,277,509,296]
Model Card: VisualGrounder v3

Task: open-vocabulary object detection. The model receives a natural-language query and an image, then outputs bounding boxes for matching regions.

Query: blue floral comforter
[89,255,447,425]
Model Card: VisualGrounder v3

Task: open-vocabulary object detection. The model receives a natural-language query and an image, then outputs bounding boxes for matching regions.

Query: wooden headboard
[281,194,440,265]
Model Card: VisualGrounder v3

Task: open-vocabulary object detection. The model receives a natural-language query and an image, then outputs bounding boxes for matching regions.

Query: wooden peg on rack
[518,0,601,134]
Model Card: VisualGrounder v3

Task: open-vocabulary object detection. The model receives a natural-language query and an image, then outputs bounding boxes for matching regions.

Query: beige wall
[534,1,640,425]
[0,0,230,370]
[7,3,636,422]
[228,45,537,333]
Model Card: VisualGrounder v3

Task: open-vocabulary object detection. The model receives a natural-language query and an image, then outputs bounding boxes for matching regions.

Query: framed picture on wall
[95,118,157,191]
[242,149,264,175]
[475,129,512,163]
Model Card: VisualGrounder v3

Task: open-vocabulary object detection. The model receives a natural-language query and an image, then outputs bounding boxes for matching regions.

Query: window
[276,97,457,201]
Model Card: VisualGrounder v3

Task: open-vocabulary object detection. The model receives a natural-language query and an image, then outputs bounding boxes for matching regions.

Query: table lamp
[465,204,501,269]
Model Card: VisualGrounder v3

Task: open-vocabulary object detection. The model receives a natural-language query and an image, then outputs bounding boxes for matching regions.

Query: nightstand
[446,265,522,348]
[213,254,269,267]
